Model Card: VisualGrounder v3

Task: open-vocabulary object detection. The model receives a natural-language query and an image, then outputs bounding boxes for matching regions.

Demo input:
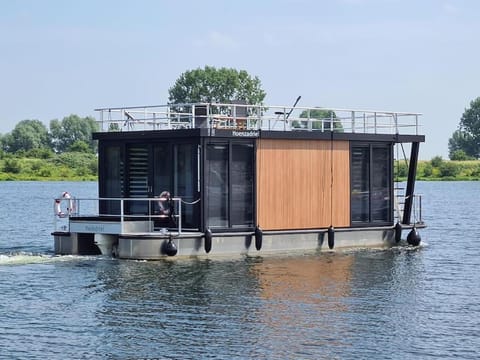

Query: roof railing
[95,102,422,135]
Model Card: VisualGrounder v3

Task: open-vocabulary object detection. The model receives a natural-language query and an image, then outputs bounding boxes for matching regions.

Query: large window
[100,144,123,215]
[206,141,254,229]
[99,141,200,229]
[351,144,392,224]
[153,143,171,196]
[231,143,254,227]
[206,144,229,227]
[174,144,200,229]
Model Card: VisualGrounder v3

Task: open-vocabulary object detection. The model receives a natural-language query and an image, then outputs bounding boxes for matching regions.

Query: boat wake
[0,252,55,266]
[0,252,107,266]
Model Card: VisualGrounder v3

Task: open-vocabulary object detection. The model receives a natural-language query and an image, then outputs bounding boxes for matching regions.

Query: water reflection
[3,181,480,359]
[248,253,354,358]
[252,253,353,303]
[87,249,427,359]
[92,259,261,358]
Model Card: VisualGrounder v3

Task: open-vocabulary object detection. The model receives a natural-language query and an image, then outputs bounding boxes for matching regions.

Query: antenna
[286,96,301,119]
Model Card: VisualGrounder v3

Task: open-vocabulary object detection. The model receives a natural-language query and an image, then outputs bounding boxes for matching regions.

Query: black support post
[402,142,419,225]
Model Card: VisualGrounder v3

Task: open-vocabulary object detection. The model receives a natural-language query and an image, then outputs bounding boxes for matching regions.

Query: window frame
[350,142,393,226]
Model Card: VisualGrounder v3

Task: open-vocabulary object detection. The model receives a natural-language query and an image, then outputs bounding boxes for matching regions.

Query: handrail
[394,193,423,225]
[95,102,423,136]
[53,196,194,234]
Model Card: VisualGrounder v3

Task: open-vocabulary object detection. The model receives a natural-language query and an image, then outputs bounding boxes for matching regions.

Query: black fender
[327,226,335,249]
[255,226,263,251]
[394,222,402,243]
[407,227,421,246]
[204,228,213,253]
[162,238,178,256]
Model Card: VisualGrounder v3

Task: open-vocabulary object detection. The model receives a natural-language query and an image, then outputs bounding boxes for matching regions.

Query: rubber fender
[407,227,421,246]
[327,226,335,249]
[204,228,212,253]
[255,226,263,251]
[394,222,402,243]
[162,238,178,256]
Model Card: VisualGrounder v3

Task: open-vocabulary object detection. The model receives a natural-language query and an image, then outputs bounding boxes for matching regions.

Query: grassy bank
[0,152,97,181]
[396,159,480,181]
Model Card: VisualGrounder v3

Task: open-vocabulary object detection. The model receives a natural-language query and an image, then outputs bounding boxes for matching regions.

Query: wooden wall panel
[331,141,350,227]
[256,139,350,230]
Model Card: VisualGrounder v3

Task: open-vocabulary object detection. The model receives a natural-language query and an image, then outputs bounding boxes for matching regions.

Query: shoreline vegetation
[0,151,97,181]
[399,157,480,181]
[0,153,479,181]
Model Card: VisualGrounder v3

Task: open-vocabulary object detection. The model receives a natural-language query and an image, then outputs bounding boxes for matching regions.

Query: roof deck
[95,102,422,136]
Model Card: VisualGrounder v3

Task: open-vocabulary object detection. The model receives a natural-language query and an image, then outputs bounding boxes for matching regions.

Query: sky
[1,0,479,159]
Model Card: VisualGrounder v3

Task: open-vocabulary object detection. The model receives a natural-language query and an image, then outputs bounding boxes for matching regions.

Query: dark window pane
[174,144,199,229]
[102,145,123,214]
[351,147,370,222]
[206,144,229,227]
[153,143,171,196]
[351,145,392,224]
[231,143,254,227]
[371,147,391,222]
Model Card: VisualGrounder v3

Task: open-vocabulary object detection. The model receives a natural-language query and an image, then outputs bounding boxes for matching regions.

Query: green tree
[430,155,443,168]
[293,109,343,131]
[168,66,266,105]
[3,158,22,173]
[450,149,473,161]
[422,162,433,177]
[394,160,408,178]
[448,130,476,159]
[2,119,50,153]
[68,140,91,153]
[50,115,98,153]
[448,97,480,159]
[439,162,459,177]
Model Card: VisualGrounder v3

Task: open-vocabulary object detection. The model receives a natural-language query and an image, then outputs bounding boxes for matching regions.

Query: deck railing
[95,103,422,136]
[53,196,185,234]
[394,193,423,225]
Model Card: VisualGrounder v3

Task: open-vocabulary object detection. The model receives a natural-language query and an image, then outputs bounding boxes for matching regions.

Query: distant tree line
[0,115,98,155]
[0,115,98,180]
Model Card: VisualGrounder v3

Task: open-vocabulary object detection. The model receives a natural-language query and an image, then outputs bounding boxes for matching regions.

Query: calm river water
[0,181,479,359]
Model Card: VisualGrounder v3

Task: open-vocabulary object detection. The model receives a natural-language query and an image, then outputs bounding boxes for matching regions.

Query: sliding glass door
[206,141,254,229]
[351,143,392,225]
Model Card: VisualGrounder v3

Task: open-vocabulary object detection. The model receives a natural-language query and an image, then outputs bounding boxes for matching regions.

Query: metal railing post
[120,199,124,233]
[351,111,355,133]
[192,104,196,128]
[178,199,182,234]
[418,195,422,223]
[100,111,104,131]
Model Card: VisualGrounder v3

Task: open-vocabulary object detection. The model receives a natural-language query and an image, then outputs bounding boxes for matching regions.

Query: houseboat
[52,101,425,259]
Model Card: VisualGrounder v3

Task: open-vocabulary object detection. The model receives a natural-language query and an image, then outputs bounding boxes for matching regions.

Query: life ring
[157,191,172,216]
[55,192,75,217]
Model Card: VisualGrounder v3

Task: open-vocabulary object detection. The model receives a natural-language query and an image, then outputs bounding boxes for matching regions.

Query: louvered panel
[127,146,150,213]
